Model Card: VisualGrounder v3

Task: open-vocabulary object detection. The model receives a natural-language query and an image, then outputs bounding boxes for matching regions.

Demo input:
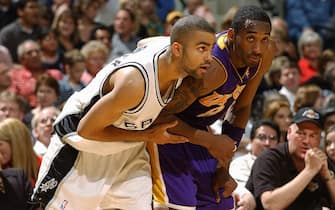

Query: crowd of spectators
[0,0,335,209]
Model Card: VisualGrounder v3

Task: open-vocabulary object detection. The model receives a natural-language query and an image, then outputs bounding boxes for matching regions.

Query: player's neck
[227,42,247,69]
[158,49,182,81]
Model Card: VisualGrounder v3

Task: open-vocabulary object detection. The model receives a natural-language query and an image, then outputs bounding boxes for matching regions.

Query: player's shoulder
[137,36,169,48]
[214,31,229,50]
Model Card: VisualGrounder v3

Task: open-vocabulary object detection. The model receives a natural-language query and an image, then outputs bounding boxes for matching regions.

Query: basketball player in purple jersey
[149,5,276,210]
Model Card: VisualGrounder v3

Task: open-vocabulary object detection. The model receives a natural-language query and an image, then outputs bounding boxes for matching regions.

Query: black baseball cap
[292,107,323,129]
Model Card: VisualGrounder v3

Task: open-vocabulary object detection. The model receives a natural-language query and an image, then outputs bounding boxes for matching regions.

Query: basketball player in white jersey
[31,16,216,210]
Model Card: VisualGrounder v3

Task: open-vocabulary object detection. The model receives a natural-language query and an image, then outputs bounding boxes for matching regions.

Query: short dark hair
[90,25,113,41]
[232,5,271,33]
[250,119,281,142]
[170,15,215,44]
[35,74,60,97]
[16,0,38,11]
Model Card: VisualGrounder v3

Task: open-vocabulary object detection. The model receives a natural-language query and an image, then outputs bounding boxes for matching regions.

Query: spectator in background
[9,40,63,107]
[230,120,281,210]
[155,0,175,23]
[38,4,53,32]
[0,91,27,122]
[319,49,335,76]
[271,17,297,60]
[38,29,64,72]
[285,0,335,45]
[110,8,141,60]
[0,46,13,93]
[0,167,36,210]
[138,0,164,36]
[164,10,183,35]
[297,30,323,84]
[0,118,40,184]
[322,99,335,132]
[220,5,239,31]
[259,56,288,93]
[80,40,109,85]
[51,7,80,53]
[119,0,148,39]
[58,49,86,104]
[183,0,203,15]
[50,0,71,15]
[90,25,113,53]
[0,0,41,62]
[0,0,17,30]
[76,0,103,44]
[193,4,217,28]
[263,98,292,142]
[0,63,11,94]
[294,84,324,112]
[23,74,59,126]
[323,62,335,94]
[32,106,60,156]
[325,124,335,165]
[278,59,301,111]
[247,107,335,210]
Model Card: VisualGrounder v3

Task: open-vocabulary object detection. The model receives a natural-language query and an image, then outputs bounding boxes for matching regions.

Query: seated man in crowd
[247,107,335,210]
[230,120,281,209]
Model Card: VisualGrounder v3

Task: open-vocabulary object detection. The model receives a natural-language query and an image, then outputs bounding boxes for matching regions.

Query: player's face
[180,31,215,79]
[233,20,271,68]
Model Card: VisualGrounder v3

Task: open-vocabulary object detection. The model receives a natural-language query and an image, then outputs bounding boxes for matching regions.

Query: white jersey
[53,37,179,155]
[31,37,179,210]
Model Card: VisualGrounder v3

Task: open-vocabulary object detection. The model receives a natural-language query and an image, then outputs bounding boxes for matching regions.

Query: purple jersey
[152,32,263,210]
[177,31,261,130]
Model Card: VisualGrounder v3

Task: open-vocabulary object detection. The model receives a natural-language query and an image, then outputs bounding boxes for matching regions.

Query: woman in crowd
[325,124,335,165]
[0,118,40,184]
[263,98,292,142]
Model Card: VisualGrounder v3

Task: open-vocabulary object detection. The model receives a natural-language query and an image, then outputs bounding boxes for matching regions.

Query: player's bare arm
[77,67,188,144]
[77,67,145,141]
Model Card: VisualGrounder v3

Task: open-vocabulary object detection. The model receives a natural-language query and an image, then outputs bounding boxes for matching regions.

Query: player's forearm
[78,125,152,142]
[231,105,251,129]
[167,119,209,147]
[261,168,316,209]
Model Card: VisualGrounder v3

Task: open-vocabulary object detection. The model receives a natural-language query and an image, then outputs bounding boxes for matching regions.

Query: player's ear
[171,41,183,57]
[227,28,235,43]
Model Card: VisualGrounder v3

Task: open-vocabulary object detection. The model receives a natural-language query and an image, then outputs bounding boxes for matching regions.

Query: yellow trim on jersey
[217,35,226,50]
[147,142,166,204]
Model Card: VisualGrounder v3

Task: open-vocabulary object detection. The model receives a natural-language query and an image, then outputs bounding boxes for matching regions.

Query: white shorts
[34,135,152,210]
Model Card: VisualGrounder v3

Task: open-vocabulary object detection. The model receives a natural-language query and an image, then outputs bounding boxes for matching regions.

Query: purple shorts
[151,142,234,210]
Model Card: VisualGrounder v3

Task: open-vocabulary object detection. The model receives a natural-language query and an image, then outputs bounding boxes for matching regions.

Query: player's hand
[213,166,237,203]
[206,135,236,164]
[146,121,189,144]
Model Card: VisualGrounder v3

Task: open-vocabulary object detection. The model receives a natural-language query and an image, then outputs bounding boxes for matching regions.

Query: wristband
[221,121,245,147]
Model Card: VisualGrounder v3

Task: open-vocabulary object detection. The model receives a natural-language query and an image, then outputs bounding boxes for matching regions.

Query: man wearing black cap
[246,107,335,210]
